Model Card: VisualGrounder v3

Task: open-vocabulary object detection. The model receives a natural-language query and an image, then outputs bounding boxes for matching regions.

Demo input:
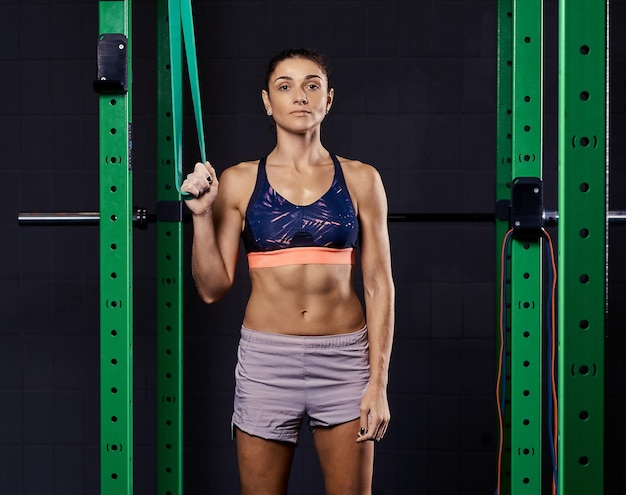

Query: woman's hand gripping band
[181,161,219,215]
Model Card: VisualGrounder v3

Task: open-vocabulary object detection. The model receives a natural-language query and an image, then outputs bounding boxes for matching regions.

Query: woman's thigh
[313,419,374,495]
[235,427,296,495]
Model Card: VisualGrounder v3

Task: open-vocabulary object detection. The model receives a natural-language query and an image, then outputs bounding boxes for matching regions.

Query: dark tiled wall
[1,0,624,494]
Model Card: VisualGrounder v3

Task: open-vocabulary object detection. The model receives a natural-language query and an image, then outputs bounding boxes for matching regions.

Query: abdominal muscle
[243,264,366,336]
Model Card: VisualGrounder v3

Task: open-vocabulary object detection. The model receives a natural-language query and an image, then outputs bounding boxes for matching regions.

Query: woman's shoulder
[221,159,259,176]
[335,155,381,185]
[216,160,260,208]
[218,159,260,185]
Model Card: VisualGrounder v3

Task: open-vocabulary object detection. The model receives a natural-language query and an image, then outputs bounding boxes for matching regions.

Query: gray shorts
[232,325,370,444]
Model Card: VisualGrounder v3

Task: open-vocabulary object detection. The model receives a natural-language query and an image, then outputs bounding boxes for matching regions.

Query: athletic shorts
[232,325,370,444]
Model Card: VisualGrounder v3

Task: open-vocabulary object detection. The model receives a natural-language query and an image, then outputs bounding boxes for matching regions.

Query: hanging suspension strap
[168,0,206,200]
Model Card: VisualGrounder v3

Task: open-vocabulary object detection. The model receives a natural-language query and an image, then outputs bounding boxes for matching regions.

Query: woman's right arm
[182,162,248,304]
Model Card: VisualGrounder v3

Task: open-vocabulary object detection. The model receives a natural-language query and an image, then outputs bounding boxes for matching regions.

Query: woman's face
[262,57,334,133]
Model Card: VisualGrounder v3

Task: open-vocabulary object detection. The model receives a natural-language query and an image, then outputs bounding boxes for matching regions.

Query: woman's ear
[326,88,335,114]
[261,90,272,116]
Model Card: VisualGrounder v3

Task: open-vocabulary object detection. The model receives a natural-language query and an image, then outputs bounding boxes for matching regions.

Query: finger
[356,430,371,443]
[182,186,201,199]
[356,410,370,443]
[181,180,210,199]
[205,162,218,186]
[203,161,215,173]
[180,181,196,197]
[196,161,215,177]
[373,422,385,442]
[357,412,381,443]
[367,421,382,442]
[378,422,388,441]
[364,412,388,442]
[194,161,208,174]
[373,415,391,442]
[192,162,217,190]
[356,425,369,441]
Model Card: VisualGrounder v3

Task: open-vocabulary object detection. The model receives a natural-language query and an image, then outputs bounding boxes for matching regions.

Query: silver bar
[18,208,149,227]
[18,212,100,225]
[608,211,626,223]
[544,210,626,225]
[18,209,626,226]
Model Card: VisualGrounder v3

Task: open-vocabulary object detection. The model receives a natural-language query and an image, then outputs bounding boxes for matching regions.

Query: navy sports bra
[242,154,359,255]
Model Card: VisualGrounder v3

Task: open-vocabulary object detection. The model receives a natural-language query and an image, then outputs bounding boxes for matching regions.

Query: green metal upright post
[495,1,513,492]
[557,1,606,493]
[156,0,184,493]
[97,1,133,494]
[509,1,543,493]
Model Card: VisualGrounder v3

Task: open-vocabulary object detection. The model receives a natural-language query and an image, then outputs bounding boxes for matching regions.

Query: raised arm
[182,162,250,303]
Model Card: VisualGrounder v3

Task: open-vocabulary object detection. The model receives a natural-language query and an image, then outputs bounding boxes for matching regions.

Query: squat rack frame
[496,1,607,494]
[557,0,606,492]
[95,1,134,493]
[16,0,613,494]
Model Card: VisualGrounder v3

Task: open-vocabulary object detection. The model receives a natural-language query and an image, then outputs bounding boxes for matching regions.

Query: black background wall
[1,0,624,494]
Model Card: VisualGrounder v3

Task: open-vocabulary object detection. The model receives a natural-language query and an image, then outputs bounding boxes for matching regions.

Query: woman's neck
[270,129,328,167]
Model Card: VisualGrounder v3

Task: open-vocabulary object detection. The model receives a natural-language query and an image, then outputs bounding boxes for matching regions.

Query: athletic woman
[181,48,394,495]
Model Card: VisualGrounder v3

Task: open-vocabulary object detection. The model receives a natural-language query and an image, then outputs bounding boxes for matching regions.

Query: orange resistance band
[247,247,355,269]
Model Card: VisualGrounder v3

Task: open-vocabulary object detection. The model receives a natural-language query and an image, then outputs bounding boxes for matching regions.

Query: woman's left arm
[351,162,395,443]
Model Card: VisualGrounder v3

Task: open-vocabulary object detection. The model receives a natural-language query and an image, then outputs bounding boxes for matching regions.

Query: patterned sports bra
[241,154,359,268]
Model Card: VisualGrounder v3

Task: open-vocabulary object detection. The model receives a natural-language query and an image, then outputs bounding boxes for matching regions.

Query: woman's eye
[307,84,320,90]
[279,84,290,91]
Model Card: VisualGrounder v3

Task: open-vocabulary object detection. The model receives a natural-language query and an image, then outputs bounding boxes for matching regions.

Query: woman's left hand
[356,383,391,443]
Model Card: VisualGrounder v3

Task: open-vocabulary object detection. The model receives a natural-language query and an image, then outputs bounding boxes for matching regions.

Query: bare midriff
[243,263,365,336]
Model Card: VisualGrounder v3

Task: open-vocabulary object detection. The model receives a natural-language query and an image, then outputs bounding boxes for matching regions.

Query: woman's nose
[294,89,308,104]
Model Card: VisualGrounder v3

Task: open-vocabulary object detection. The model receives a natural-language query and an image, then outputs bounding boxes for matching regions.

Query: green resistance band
[168,0,206,200]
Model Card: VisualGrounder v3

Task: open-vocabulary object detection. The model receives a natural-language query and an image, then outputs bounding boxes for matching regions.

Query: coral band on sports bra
[247,246,355,269]
[242,153,359,268]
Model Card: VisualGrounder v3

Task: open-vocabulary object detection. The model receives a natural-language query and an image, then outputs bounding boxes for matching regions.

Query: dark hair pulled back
[265,48,332,90]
